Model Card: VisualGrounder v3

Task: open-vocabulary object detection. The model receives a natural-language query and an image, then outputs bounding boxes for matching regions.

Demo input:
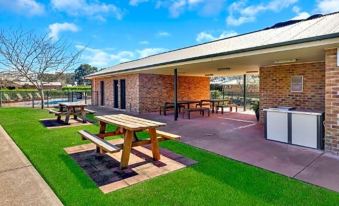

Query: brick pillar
[325,48,339,154]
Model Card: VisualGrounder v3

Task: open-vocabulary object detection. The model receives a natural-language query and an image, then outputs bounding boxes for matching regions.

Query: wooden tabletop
[95,114,166,131]
[59,102,87,107]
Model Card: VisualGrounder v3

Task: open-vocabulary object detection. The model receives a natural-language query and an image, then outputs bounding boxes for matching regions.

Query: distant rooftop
[89,11,339,78]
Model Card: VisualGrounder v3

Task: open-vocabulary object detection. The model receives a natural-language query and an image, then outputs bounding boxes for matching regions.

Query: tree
[74,64,98,85]
[0,28,83,108]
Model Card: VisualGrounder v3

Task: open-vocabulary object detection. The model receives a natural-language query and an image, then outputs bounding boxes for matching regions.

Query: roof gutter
[87,32,339,79]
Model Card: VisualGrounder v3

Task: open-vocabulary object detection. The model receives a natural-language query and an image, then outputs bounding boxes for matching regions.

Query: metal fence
[0,90,94,108]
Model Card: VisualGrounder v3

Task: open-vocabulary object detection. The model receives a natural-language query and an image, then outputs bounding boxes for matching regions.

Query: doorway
[120,79,126,110]
[100,81,105,106]
[113,80,119,109]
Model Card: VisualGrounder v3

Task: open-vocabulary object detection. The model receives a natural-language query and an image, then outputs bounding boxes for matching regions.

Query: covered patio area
[89,106,339,192]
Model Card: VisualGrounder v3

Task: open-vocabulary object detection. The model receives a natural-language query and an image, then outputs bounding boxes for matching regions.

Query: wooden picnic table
[200,99,230,113]
[58,102,87,124]
[95,114,167,169]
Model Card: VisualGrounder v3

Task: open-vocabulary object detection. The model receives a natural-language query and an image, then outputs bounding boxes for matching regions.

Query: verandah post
[174,68,178,121]
[243,74,247,111]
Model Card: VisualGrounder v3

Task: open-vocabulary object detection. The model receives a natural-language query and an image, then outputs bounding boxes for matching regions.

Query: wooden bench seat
[216,104,238,114]
[160,103,185,116]
[182,108,210,119]
[156,130,181,140]
[48,109,62,115]
[78,130,120,153]
[84,109,96,114]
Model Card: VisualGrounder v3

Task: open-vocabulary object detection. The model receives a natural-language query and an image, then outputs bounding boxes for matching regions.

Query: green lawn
[0,108,338,206]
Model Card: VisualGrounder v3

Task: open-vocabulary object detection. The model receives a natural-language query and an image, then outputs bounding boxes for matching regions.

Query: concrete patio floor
[89,106,339,193]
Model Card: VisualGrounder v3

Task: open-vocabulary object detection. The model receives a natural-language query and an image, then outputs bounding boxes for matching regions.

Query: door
[113,80,119,109]
[100,81,105,106]
[120,79,126,110]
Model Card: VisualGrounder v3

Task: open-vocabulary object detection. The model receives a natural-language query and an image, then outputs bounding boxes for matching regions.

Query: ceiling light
[205,74,214,77]
[273,59,297,64]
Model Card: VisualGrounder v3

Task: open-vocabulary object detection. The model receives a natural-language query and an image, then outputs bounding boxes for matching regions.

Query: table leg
[64,108,71,124]
[80,107,87,123]
[98,121,107,139]
[212,102,215,113]
[120,130,133,169]
[149,128,160,160]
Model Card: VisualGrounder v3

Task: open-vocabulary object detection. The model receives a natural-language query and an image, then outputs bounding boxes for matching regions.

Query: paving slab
[0,126,63,206]
[295,153,339,192]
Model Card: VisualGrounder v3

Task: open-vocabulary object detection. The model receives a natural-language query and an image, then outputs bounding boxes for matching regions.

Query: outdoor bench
[78,129,180,154]
[182,108,210,119]
[84,108,96,114]
[215,104,238,114]
[160,102,184,116]
[79,130,121,153]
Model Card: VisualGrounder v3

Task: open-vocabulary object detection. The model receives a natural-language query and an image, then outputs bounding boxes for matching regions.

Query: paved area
[89,106,339,193]
[0,126,63,206]
[64,139,196,193]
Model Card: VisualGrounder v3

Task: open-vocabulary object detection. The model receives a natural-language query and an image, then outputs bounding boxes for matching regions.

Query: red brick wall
[324,48,339,154]
[92,73,210,113]
[92,74,140,112]
[259,62,325,122]
[139,74,210,112]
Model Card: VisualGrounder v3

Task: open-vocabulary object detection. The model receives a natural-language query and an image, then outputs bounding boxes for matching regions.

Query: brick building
[88,12,339,154]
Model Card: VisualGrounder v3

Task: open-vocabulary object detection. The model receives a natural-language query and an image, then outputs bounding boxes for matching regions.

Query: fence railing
[0,90,95,108]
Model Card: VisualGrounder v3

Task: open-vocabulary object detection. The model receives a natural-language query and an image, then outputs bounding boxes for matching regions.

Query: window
[291,75,303,92]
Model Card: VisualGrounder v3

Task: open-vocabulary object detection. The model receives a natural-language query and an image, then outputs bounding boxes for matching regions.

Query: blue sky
[0,0,338,69]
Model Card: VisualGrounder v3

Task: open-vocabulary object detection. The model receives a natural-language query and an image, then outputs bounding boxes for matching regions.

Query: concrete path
[89,106,339,193]
[0,126,63,206]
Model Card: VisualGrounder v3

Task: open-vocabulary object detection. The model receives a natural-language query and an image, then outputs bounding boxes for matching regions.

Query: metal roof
[89,12,339,78]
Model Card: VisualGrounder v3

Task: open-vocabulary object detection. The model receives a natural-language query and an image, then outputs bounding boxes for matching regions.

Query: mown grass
[0,108,338,206]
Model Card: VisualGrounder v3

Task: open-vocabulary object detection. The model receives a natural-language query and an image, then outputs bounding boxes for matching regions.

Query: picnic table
[200,99,230,113]
[87,114,179,169]
[49,102,93,124]
[177,100,202,109]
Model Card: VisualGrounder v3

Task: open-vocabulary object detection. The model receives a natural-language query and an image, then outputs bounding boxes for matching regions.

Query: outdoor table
[177,100,202,109]
[200,99,230,113]
[59,102,87,124]
[95,114,166,169]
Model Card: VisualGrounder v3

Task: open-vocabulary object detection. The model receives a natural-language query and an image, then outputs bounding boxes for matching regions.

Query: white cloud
[139,40,150,45]
[291,6,310,20]
[157,31,171,37]
[0,0,44,16]
[51,0,123,21]
[156,0,226,18]
[48,23,79,41]
[196,31,238,43]
[227,0,298,26]
[76,45,167,67]
[129,0,149,6]
[316,0,339,14]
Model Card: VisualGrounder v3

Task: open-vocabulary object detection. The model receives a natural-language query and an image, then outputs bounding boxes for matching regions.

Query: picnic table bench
[182,107,210,119]
[78,114,180,169]
[216,103,238,114]
[49,102,95,124]
[159,102,185,116]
